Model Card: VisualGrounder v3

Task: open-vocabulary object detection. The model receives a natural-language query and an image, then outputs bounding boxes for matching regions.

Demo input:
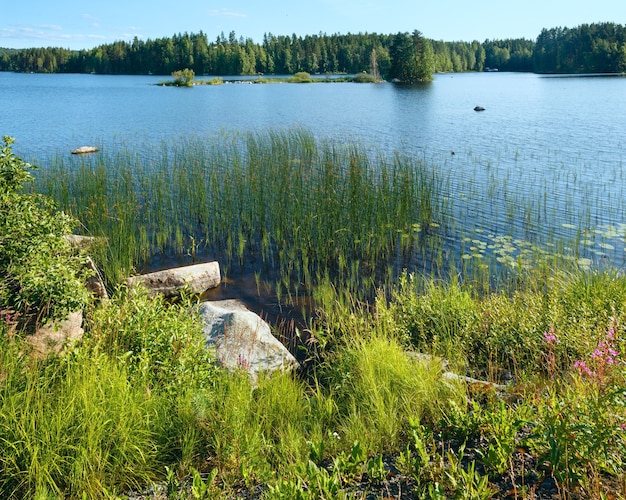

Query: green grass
[317,331,464,453]
[5,131,626,498]
[0,343,165,497]
[33,128,625,305]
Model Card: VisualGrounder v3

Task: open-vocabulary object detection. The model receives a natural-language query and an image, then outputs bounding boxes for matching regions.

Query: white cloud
[40,24,63,32]
[0,24,64,41]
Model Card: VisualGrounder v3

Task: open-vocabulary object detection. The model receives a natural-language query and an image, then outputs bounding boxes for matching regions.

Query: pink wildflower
[573,359,596,378]
[543,327,559,344]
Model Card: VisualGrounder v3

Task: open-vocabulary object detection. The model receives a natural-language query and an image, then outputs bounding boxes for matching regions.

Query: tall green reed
[34,128,624,306]
[35,129,444,301]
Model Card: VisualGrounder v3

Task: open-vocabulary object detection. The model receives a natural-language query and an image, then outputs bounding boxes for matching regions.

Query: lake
[2,71,626,271]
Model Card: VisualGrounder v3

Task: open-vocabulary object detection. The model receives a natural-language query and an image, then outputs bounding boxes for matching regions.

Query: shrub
[171,68,195,86]
[85,285,216,393]
[0,136,90,325]
[291,71,313,83]
[352,72,379,83]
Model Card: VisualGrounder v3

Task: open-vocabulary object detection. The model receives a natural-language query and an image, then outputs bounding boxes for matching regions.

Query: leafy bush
[171,68,195,86]
[0,136,89,325]
[290,71,313,82]
[85,285,216,393]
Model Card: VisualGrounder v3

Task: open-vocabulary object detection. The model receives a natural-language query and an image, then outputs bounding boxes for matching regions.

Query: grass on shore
[2,267,626,498]
[3,132,626,498]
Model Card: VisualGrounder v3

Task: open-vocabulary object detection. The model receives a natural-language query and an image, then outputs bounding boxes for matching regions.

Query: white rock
[71,146,99,154]
[198,299,299,380]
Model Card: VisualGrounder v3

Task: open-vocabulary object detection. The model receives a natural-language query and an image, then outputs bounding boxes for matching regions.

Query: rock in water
[71,146,99,154]
[126,261,221,298]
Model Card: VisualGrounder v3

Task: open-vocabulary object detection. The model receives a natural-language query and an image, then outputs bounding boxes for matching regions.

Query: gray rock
[126,261,220,298]
[64,235,108,299]
[198,299,299,380]
[64,234,104,251]
[442,372,507,392]
[28,310,84,357]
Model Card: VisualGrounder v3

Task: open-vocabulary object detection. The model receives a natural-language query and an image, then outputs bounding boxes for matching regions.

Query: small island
[158,68,384,87]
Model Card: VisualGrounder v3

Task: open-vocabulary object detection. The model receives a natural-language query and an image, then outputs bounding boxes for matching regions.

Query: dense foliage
[0,31,528,78]
[534,22,626,73]
[0,137,89,325]
[2,22,625,77]
[0,31,407,78]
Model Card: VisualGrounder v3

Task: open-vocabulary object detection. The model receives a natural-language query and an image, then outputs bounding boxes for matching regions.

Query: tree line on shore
[0,22,624,78]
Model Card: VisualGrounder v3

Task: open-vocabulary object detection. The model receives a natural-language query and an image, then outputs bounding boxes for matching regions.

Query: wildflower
[0,310,13,324]
[574,327,620,385]
[543,327,559,344]
[543,327,560,377]
[573,359,596,378]
[237,353,250,370]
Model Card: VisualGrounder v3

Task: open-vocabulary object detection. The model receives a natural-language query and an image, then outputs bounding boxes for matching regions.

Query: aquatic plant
[35,129,445,300]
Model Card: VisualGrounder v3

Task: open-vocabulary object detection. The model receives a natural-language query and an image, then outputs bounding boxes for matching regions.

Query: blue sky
[1,0,624,50]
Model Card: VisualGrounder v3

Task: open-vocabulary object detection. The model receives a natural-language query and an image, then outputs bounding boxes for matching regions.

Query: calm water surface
[2,71,626,269]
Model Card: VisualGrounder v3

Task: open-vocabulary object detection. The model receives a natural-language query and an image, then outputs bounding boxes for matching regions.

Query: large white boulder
[198,299,299,380]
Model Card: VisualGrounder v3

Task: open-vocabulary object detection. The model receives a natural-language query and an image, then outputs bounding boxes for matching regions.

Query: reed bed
[34,128,626,303]
[36,129,444,300]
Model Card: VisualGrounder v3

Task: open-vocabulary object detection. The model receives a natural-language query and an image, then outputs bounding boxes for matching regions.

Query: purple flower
[573,359,596,378]
[543,328,559,344]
